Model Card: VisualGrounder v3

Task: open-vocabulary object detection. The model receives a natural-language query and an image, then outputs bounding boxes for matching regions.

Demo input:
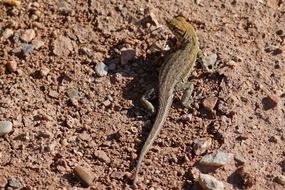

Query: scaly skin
[134,16,200,184]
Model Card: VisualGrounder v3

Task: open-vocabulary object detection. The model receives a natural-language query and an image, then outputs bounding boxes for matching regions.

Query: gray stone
[95,62,108,77]
[199,174,224,190]
[203,53,217,66]
[193,137,212,155]
[8,178,22,189]
[94,150,110,163]
[202,53,218,72]
[2,28,14,39]
[200,151,233,167]
[0,121,13,137]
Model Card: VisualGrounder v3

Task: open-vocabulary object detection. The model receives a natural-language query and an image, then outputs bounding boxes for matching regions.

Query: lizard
[134,16,200,184]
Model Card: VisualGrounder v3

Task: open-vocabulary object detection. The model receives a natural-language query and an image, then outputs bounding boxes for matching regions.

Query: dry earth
[0,0,285,189]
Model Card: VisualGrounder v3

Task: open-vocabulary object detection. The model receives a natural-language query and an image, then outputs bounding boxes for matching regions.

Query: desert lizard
[134,16,200,184]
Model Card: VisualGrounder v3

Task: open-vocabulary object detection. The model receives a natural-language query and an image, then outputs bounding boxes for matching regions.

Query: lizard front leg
[140,88,157,114]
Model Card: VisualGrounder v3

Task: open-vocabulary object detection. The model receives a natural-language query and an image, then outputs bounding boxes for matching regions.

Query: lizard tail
[134,91,174,184]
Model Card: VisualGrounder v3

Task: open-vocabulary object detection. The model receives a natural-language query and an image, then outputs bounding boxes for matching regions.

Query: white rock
[2,28,14,39]
[199,174,224,190]
[20,29,36,42]
[95,62,108,77]
[0,121,13,137]
[200,151,233,167]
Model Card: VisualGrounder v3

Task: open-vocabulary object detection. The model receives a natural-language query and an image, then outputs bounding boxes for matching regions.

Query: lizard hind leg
[175,81,195,108]
[140,88,157,114]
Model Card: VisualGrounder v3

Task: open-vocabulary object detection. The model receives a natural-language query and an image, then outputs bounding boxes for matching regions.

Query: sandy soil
[0,0,284,189]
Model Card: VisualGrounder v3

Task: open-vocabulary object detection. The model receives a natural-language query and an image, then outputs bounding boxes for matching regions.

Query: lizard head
[166,16,196,42]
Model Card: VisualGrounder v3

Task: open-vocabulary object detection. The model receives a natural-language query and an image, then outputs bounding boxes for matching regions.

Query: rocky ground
[0,0,284,189]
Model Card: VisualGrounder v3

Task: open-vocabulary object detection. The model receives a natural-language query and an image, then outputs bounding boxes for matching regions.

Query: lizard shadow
[101,40,163,118]
[101,43,163,128]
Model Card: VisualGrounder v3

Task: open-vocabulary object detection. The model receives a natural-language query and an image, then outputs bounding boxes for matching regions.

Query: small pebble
[14,133,30,141]
[269,135,280,143]
[181,114,192,122]
[0,121,13,137]
[53,35,73,56]
[200,151,233,167]
[110,171,125,179]
[67,88,79,100]
[2,28,14,39]
[234,154,246,165]
[267,94,279,107]
[102,99,112,107]
[79,47,93,56]
[95,62,108,77]
[262,94,279,110]
[49,90,59,98]
[20,29,36,42]
[265,45,283,55]
[275,175,285,185]
[78,131,91,141]
[189,167,200,180]
[202,97,218,111]
[94,150,111,163]
[198,174,224,190]
[193,137,212,155]
[40,67,50,77]
[37,130,52,139]
[0,176,7,188]
[276,29,284,36]
[6,60,17,72]
[202,53,217,70]
[8,178,22,189]
[74,166,94,187]
[32,40,45,49]
[236,165,256,188]
[120,47,136,65]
